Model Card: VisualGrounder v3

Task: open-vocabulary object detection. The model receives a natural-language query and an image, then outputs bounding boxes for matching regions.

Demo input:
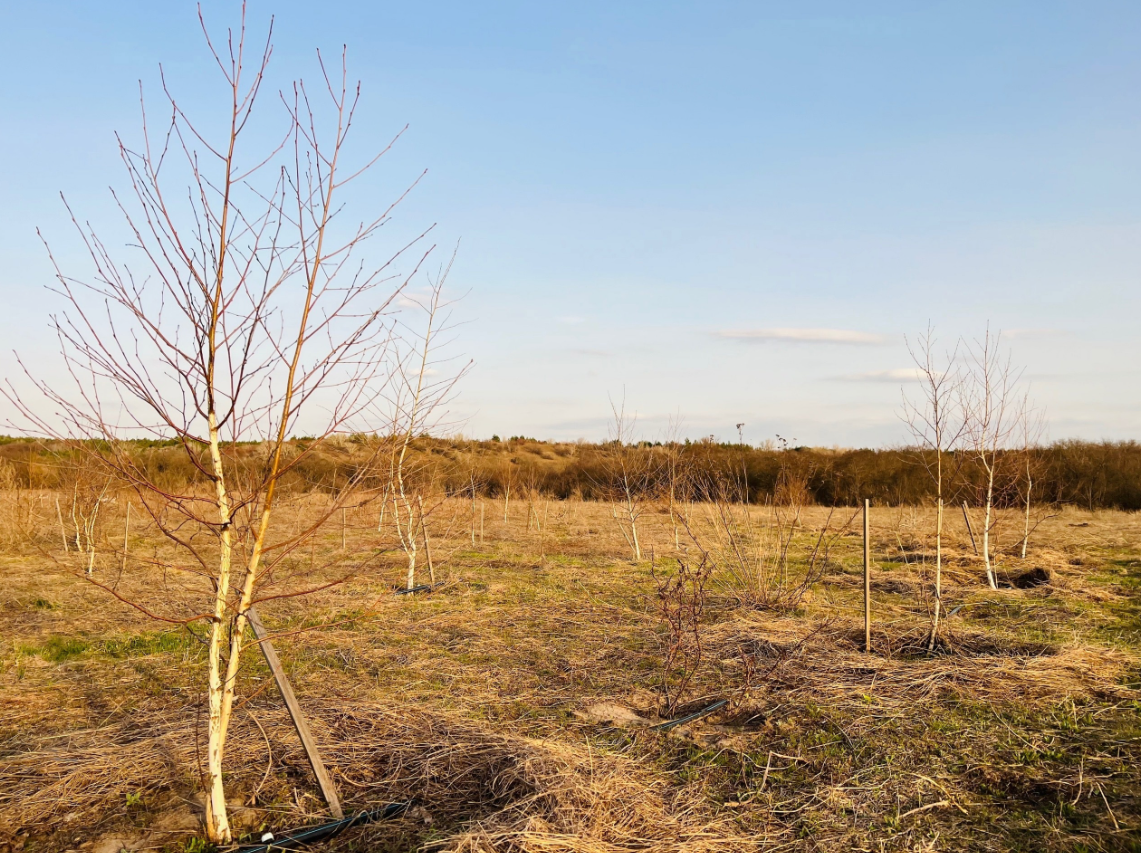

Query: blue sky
[2,2,1138,446]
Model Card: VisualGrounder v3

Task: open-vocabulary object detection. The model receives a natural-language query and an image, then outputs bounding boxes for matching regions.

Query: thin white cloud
[839,368,928,383]
[1003,328,1071,340]
[717,328,888,345]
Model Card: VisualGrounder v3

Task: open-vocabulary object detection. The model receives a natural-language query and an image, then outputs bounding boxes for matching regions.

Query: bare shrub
[683,472,854,613]
[649,551,713,715]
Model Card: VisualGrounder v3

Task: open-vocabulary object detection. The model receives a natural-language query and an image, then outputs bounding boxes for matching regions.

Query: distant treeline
[1,436,1139,510]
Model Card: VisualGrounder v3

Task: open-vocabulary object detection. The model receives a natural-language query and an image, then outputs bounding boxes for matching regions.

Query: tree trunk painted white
[1021,467,1033,559]
[204,412,235,843]
[928,498,943,652]
[983,467,997,589]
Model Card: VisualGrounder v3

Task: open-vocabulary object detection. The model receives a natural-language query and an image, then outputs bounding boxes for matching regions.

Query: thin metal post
[863,499,871,654]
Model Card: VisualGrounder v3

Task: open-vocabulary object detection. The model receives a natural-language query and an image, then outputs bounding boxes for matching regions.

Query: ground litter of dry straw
[1,497,1140,852]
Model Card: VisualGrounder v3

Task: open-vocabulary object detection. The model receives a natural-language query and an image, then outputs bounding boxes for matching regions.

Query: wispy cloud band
[838,368,929,383]
[717,327,888,345]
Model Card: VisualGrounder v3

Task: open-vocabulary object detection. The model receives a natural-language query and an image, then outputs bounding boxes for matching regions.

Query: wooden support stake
[56,497,69,553]
[378,485,390,532]
[863,498,872,654]
[417,494,435,584]
[121,502,131,571]
[961,501,979,556]
[246,606,343,819]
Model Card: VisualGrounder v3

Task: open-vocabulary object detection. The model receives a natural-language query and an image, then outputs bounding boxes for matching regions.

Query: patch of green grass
[20,635,90,662]
[100,629,200,659]
[18,629,201,663]
[452,549,496,560]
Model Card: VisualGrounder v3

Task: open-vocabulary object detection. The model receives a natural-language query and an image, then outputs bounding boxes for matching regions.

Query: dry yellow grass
[1,494,1139,851]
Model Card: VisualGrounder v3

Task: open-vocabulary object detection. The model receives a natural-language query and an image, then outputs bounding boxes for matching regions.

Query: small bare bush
[650,551,713,715]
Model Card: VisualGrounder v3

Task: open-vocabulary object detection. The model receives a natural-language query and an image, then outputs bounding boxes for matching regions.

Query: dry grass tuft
[707,614,1137,715]
[326,704,757,852]
[0,699,758,852]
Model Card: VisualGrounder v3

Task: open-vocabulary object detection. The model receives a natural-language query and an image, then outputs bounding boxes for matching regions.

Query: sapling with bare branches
[962,327,1023,590]
[1015,391,1050,559]
[660,414,689,552]
[382,263,469,590]
[902,325,967,650]
[4,8,444,842]
[599,395,659,561]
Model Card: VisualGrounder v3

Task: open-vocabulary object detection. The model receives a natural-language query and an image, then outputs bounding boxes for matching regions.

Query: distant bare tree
[4,8,439,842]
[600,395,658,562]
[1015,390,1050,559]
[660,414,689,551]
[962,327,1023,590]
[902,325,967,650]
[382,265,468,590]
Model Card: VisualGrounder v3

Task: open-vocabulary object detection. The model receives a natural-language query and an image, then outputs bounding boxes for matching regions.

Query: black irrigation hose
[650,699,728,732]
[235,801,412,852]
[395,582,443,596]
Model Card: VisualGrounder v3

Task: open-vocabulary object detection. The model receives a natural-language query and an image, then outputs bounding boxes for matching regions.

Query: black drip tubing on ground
[650,699,728,732]
[395,583,443,596]
[234,801,412,852]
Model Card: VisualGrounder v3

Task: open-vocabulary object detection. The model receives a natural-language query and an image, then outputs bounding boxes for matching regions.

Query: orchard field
[1,491,1139,852]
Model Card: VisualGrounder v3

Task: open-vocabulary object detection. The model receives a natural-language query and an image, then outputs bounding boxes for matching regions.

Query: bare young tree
[600,395,657,562]
[902,325,967,650]
[1015,390,1050,559]
[381,265,468,590]
[962,327,1023,590]
[4,8,439,842]
[660,413,689,552]
[500,458,517,523]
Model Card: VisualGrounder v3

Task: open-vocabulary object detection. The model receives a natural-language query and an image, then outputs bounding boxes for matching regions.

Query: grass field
[1,494,1139,852]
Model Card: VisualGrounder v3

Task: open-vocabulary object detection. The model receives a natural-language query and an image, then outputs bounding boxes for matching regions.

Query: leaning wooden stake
[121,502,131,571]
[961,501,979,556]
[377,484,390,532]
[863,499,872,654]
[56,497,69,553]
[246,606,343,819]
[417,494,436,584]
